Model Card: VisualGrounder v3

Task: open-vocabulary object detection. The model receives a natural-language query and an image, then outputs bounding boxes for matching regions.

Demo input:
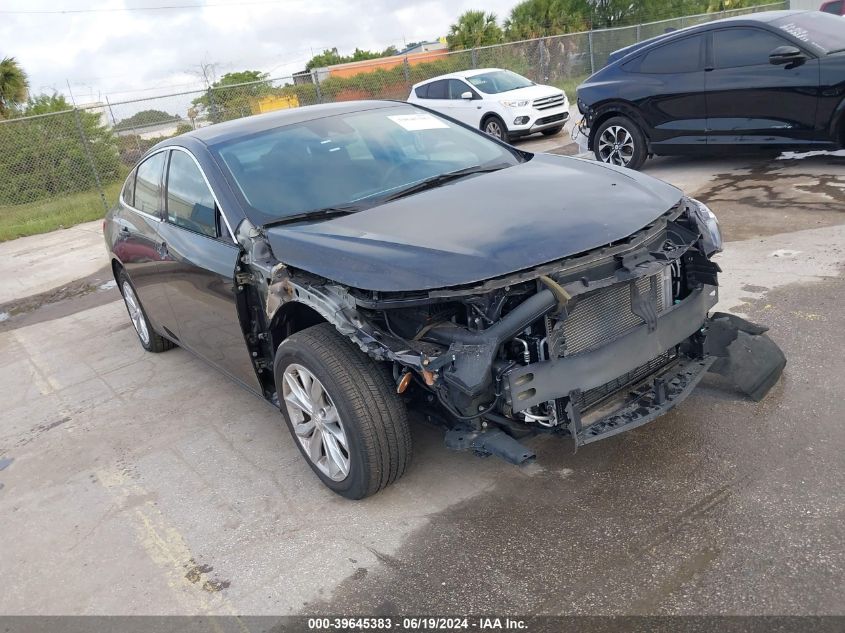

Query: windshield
[773,12,845,53]
[466,70,534,94]
[211,105,520,224]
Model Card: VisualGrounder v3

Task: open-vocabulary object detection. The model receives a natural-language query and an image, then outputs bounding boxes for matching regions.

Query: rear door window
[713,28,791,69]
[637,35,704,74]
[133,152,166,215]
[165,150,218,238]
[426,79,448,99]
[448,79,472,99]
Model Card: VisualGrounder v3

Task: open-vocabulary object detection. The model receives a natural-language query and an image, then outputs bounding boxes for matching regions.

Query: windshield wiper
[380,163,512,203]
[262,204,361,228]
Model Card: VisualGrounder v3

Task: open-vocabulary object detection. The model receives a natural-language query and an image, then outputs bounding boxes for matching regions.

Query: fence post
[312,71,323,104]
[73,108,109,213]
[636,24,641,42]
[471,48,478,69]
[588,30,595,75]
[538,37,549,83]
[207,87,219,123]
[403,57,411,90]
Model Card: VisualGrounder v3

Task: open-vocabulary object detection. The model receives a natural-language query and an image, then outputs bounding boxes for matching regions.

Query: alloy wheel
[484,119,504,139]
[122,281,150,346]
[598,125,635,166]
[282,363,350,481]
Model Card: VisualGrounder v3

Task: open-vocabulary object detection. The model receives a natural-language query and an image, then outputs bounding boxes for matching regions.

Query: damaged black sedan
[105,101,785,499]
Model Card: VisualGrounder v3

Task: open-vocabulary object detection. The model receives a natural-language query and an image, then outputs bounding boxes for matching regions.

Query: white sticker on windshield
[388,113,450,131]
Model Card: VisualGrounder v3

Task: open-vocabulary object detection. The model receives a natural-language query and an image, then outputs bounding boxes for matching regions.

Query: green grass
[553,76,588,104]
[0,181,122,242]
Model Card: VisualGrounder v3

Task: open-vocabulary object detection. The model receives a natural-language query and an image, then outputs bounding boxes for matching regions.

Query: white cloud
[2,0,519,106]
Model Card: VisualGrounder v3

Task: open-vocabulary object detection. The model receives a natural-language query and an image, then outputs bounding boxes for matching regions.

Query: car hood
[264,154,682,292]
[489,84,564,101]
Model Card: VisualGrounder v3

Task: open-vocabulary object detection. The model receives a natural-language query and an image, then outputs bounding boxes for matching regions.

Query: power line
[0,0,287,15]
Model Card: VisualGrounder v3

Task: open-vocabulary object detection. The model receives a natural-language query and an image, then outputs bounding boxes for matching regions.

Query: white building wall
[789,0,823,9]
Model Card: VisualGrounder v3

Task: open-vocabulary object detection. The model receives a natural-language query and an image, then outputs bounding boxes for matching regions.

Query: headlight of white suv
[500,99,530,108]
[688,198,723,256]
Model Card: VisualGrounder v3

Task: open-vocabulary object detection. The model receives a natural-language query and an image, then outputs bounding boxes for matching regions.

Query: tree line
[445,0,775,49]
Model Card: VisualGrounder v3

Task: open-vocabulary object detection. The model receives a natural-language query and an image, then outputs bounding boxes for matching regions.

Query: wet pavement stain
[688,154,845,242]
[183,558,231,593]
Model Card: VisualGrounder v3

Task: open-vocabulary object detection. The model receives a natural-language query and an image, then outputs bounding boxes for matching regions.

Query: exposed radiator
[548,268,671,358]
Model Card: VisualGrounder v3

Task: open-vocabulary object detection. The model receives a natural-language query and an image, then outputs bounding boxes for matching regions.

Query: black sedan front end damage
[252,196,785,463]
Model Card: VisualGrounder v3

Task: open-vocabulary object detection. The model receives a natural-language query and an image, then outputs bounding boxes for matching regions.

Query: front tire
[594,115,647,170]
[482,115,511,143]
[118,269,174,353]
[274,323,412,499]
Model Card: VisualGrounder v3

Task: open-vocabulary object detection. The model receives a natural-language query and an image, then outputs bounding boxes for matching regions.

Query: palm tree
[0,56,29,118]
[504,0,590,40]
[447,11,504,51]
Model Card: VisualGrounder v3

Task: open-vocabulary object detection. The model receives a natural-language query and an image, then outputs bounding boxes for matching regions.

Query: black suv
[576,10,845,170]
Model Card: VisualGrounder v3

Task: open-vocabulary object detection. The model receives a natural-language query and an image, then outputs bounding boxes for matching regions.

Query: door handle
[120,226,130,234]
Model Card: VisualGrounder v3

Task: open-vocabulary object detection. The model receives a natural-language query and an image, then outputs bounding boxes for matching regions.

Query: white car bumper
[506,101,570,135]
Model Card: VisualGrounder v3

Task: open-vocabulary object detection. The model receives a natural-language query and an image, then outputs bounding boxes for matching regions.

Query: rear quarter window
[120,171,136,207]
[633,35,703,74]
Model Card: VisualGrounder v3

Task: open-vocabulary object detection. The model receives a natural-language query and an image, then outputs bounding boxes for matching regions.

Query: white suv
[407,68,570,143]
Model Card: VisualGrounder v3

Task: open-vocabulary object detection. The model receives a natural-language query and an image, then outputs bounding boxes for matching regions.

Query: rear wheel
[594,115,647,170]
[274,323,412,499]
[482,115,511,143]
[118,269,174,353]
[541,125,564,137]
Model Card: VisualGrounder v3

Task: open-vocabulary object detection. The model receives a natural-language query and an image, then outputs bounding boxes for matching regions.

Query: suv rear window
[635,35,703,74]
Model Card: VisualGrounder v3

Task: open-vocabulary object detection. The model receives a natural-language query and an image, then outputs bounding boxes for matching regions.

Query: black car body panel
[264,154,681,292]
[577,10,845,155]
[105,101,785,464]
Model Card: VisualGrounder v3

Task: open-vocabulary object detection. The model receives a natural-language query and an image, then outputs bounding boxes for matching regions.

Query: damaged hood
[264,154,682,291]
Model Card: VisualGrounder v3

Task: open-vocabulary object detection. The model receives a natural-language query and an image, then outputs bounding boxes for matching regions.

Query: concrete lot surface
[0,220,107,306]
[0,143,843,616]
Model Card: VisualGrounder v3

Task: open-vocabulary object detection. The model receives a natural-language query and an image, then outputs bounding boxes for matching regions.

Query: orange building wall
[326,49,449,79]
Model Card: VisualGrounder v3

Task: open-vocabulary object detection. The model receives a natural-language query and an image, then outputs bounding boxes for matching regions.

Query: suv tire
[593,115,647,170]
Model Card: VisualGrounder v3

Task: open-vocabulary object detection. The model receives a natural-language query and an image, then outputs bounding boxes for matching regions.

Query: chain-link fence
[0,2,786,240]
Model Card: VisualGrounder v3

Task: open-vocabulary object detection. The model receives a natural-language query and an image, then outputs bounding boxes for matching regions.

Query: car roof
[411,68,510,89]
[180,100,403,146]
[606,10,810,65]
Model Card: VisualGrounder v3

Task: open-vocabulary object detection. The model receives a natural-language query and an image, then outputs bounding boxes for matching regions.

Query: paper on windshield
[388,113,450,131]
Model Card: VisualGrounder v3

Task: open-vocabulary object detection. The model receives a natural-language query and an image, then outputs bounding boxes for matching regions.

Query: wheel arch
[480,111,505,130]
[832,97,845,148]
[267,300,328,356]
[111,257,125,287]
[588,101,650,150]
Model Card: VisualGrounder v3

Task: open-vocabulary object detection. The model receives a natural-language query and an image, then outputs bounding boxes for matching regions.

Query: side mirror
[769,45,806,66]
[460,91,474,100]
